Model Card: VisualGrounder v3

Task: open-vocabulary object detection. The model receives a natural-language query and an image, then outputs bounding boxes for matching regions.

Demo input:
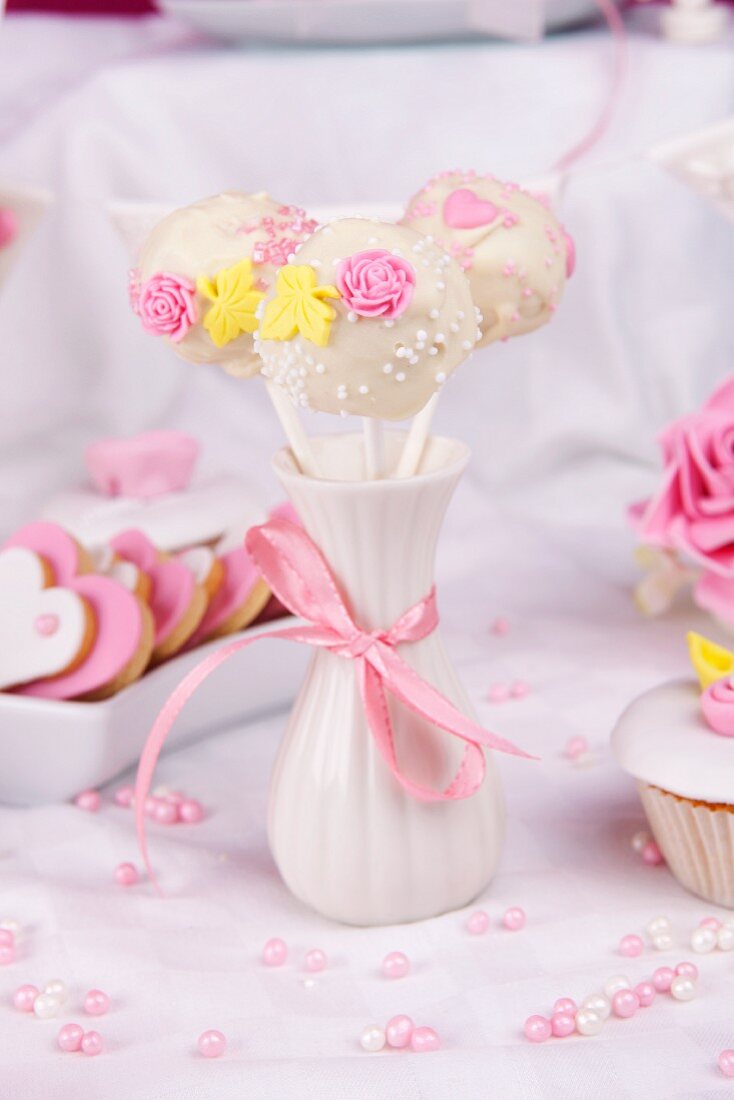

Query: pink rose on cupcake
[630,376,734,576]
[336,249,415,319]
[137,271,197,343]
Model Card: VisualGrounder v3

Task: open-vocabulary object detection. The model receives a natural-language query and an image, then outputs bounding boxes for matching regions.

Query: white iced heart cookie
[89,544,149,600]
[0,547,93,689]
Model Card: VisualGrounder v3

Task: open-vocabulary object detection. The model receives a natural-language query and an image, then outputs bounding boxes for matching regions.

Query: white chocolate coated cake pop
[401,171,574,347]
[254,218,479,421]
[132,191,318,378]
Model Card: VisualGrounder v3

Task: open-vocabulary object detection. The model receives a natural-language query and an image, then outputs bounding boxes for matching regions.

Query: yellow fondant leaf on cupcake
[687,631,734,690]
[197,258,265,348]
[259,265,340,347]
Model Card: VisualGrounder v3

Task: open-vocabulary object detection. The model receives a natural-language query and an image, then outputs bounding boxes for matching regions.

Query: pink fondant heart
[443,188,498,230]
[111,529,195,648]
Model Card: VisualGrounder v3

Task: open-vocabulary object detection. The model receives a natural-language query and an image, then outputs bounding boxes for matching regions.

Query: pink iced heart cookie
[111,529,207,661]
[5,522,154,701]
[0,547,94,689]
[443,188,499,230]
[187,547,270,648]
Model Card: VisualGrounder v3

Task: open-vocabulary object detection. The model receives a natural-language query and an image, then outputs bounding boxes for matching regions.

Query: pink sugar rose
[336,249,415,319]
[137,271,197,343]
[630,376,734,576]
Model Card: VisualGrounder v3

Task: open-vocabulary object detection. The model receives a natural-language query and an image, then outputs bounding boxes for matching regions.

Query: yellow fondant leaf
[687,631,734,691]
[259,265,341,347]
[196,258,264,349]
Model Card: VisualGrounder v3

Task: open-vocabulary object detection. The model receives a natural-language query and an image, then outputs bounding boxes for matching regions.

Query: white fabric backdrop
[0,12,733,1099]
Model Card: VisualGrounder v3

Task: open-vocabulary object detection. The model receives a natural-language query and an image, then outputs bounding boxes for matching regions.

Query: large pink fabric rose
[630,377,734,576]
[336,249,415,319]
[137,271,197,343]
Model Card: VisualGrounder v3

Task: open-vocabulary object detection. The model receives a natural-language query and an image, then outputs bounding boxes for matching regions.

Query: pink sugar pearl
[263,938,287,967]
[510,681,529,699]
[676,961,699,981]
[719,1050,734,1078]
[84,989,109,1017]
[57,1023,84,1052]
[304,949,327,973]
[114,785,134,808]
[0,208,18,248]
[641,840,664,866]
[489,683,509,703]
[564,736,588,760]
[491,617,509,635]
[553,997,576,1016]
[179,799,205,824]
[151,799,179,825]
[652,966,675,993]
[74,789,100,813]
[524,1015,551,1043]
[0,943,16,966]
[382,951,410,979]
[80,1031,103,1057]
[551,1012,576,1038]
[0,928,14,947]
[700,916,721,931]
[410,1026,441,1053]
[13,984,39,1012]
[198,1029,226,1058]
[467,909,490,935]
[386,1014,414,1049]
[619,934,644,958]
[635,981,656,1007]
[612,989,639,1018]
[115,862,139,887]
[503,907,526,931]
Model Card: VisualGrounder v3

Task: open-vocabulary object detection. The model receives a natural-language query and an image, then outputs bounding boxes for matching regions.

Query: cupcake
[611,632,734,907]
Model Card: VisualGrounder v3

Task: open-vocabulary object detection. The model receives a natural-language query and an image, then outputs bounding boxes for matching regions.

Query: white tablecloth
[0,12,733,1099]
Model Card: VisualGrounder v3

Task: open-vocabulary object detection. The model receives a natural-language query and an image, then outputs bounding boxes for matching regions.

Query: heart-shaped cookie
[443,188,498,230]
[187,547,270,648]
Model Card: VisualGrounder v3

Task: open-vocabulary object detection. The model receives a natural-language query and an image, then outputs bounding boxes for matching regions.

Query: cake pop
[133,191,318,377]
[401,171,573,347]
[255,217,479,421]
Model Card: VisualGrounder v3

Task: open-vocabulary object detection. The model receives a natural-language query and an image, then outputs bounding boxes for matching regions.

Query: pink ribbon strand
[134,518,534,890]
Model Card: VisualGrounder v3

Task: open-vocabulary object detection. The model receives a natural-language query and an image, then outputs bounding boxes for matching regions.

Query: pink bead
[619,934,644,958]
[699,916,721,931]
[382,951,410,979]
[491,617,509,635]
[164,790,186,805]
[489,683,509,703]
[115,862,139,887]
[151,799,179,825]
[551,1012,576,1038]
[719,1050,734,1078]
[84,989,110,1017]
[0,928,14,947]
[0,208,18,248]
[12,984,39,1012]
[564,736,588,759]
[178,799,205,824]
[386,1014,414,1049]
[524,1015,552,1043]
[510,681,529,699]
[263,938,287,967]
[553,997,576,1016]
[114,785,134,807]
[0,943,16,966]
[641,840,664,866]
[503,907,526,931]
[675,961,699,981]
[74,789,100,813]
[304,949,327,973]
[80,1031,103,1057]
[57,1023,84,1052]
[410,1026,441,1053]
[198,1029,226,1058]
[466,909,490,935]
[652,966,675,993]
[612,989,639,1018]
[144,796,158,815]
[634,981,656,1007]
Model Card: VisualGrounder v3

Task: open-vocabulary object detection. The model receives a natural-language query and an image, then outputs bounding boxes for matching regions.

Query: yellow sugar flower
[197,258,265,348]
[260,265,341,347]
[688,631,734,691]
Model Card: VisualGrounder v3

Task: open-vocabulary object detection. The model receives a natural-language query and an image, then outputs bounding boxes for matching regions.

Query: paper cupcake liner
[638,782,734,908]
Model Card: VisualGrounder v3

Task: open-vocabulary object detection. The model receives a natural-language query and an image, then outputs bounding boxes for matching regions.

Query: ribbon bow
[135,518,534,886]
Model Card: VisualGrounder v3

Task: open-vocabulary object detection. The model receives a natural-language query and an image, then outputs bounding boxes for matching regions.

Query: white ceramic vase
[268,432,505,926]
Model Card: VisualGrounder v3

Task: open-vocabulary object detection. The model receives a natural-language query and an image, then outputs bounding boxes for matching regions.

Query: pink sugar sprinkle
[676,961,699,981]
[490,617,509,636]
[619,934,644,958]
[699,916,721,931]
[641,840,664,866]
[489,683,509,703]
[179,799,205,824]
[74,790,100,813]
[564,736,588,760]
[510,680,529,699]
[114,786,134,808]
[502,907,526,931]
[466,909,490,935]
[115,862,139,887]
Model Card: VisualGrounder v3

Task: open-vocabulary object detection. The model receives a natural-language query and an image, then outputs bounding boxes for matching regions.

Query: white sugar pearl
[603,976,630,1000]
[653,932,674,951]
[631,830,650,853]
[575,1008,603,1037]
[33,992,61,1019]
[44,979,68,1004]
[692,926,717,953]
[360,1025,386,1052]
[718,925,734,952]
[581,993,611,1020]
[382,363,393,374]
[647,916,671,937]
[670,975,697,1002]
[315,363,326,375]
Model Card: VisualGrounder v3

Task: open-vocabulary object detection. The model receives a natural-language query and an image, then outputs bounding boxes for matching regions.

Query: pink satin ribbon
[135,518,534,888]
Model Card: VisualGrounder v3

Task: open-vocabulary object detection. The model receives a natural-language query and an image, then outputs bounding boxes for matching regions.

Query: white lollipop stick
[363,418,385,480]
[395,394,438,479]
[265,381,320,478]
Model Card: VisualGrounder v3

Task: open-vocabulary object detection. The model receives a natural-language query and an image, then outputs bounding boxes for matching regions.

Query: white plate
[159,0,609,46]
[0,618,309,806]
